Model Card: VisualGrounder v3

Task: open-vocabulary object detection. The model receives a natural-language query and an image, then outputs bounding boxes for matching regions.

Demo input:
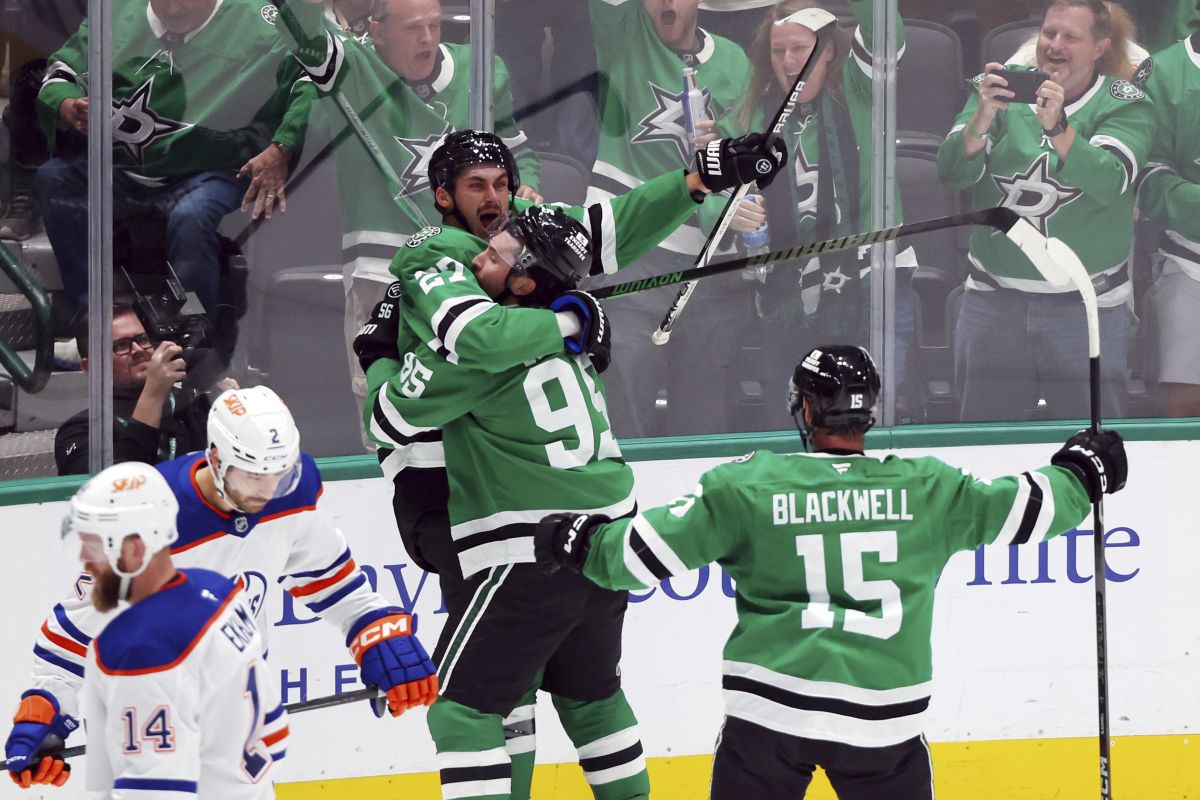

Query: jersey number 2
[795,531,902,640]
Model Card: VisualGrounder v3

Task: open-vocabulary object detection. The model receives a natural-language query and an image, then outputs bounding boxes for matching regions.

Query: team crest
[406,226,442,248]
[386,282,404,299]
[234,515,249,533]
[236,571,269,617]
[632,81,715,164]
[395,128,452,196]
[1110,80,1144,101]
[260,4,279,25]
[792,147,819,226]
[991,152,1083,236]
[968,72,986,91]
[111,77,193,167]
[1132,57,1153,87]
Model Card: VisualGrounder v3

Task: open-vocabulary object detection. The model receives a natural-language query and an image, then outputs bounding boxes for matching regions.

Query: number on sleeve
[119,706,175,753]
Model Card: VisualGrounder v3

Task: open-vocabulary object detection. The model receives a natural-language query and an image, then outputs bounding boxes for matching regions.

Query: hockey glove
[694,132,788,194]
[347,609,438,718]
[550,291,612,373]
[1051,429,1128,503]
[5,691,76,788]
[534,513,610,575]
[352,282,403,372]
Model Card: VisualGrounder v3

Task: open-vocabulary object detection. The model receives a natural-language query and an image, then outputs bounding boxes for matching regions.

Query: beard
[89,566,123,612]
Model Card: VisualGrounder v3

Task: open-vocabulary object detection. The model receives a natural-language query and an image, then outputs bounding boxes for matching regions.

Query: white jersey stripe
[724,689,926,748]
[629,514,691,577]
[724,660,933,706]
[1028,469,1057,544]
[992,470,1032,547]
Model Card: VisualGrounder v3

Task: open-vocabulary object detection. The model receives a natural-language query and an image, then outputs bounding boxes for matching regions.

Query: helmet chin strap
[206,450,249,513]
[792,411,812,454]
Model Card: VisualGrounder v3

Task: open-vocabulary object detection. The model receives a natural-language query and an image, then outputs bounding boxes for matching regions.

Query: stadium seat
[981,20,1041,69]
[534,151,591,207]
[897,20,967,141]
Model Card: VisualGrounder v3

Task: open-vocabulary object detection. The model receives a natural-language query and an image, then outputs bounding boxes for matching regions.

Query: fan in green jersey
[1137,32,1200,417]
[535,344,1129,800]
[937,0,1154,423]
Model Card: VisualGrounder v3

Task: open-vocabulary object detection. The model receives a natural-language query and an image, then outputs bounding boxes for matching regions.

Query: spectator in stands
[698,0,776,49]
[1121,0,1200,54]
[937,0,1153,422]
[325,0,375,41]
[34,0,313,317]
[731,0,918,429]
[1137,31,1200,417]
[584,0,751,436]
[54,298,231,475]
[278,0,541,417]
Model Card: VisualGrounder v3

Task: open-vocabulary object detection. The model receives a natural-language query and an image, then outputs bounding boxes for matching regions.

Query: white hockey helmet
[206,386,302,506]
[67,461,179,580]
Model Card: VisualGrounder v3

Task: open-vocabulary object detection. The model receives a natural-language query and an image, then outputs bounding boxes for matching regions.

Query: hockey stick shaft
[594,206,1022,301]
[651,14,838,345]
[0,688,382,769]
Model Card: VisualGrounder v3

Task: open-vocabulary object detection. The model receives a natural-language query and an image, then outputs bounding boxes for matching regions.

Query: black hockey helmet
[428,129,520,212]
[788,345,881,431]
[489,206,592,305]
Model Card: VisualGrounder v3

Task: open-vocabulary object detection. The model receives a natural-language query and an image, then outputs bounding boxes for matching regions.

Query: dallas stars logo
[632,81,713,164]
[792,146,819,226]
[111,78,192,166]
[821,266,851,294]
[395,128,450,196]
[991,152,1082,236]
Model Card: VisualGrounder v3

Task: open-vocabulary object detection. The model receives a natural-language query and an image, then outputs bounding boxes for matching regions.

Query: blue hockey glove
[534,513,609,575]
[550,290,611,373]
[352,282,403,372]
[5,690,77,788]
[347,609,438,718]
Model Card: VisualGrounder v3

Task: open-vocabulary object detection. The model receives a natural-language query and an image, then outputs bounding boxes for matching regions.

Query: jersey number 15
[795,531,902,640]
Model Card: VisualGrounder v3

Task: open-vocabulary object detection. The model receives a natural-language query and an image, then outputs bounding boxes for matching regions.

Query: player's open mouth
[661,10,677,27]
[479,210,500,230]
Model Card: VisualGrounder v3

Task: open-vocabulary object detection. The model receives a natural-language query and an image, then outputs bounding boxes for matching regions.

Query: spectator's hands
[691,119,718,151]
[515,184,543,203]
[970,62,1016,131]
[730,195,767,233]
[58,97,89,135]
[238,144,291,220]
[1034,73,1067,132]
[145,342,186,395]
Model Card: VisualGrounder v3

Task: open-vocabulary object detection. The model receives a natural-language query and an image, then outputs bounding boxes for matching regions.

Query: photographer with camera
[53,297,233,475]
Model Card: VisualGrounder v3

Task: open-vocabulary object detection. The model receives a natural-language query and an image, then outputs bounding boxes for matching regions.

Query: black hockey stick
[0,687,382,770]
[1021,239,1114,800]
[594,206,1040,300]
[650,9,839,345]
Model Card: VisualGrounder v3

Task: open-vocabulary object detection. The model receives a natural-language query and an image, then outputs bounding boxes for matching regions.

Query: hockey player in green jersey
[275,0,541,408]
[35,0,312,315]
[363,207,649,800]
[535,344,1129,799]
[1136,31,1200,416]
[937,0,1154,423]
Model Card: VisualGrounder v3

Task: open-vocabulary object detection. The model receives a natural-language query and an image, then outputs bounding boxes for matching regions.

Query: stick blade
[1005,216,1072,287]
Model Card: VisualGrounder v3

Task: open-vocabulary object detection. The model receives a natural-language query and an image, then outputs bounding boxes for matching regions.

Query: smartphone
[995,68,1051,105]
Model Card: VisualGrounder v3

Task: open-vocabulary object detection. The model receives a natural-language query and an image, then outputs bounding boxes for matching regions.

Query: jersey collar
[409,44,453,101]
[815,447,866,456]
[1189,32,1200,71]
[674,28,717,66]
[1064,71,1104,116]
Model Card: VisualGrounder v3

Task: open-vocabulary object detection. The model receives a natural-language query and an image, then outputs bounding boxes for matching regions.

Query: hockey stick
[0,687,382,770]
[1023,237,1113,800]
[593,206,1044,300]
[650,9,838,345]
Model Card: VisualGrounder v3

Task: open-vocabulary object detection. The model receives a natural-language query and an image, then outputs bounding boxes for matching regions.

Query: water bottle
[682,67,708,161]
[740,195,773,281]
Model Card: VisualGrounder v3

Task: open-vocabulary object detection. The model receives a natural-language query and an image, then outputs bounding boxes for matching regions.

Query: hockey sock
[552,690,650,800]
[427,698,512,800]
[503,685,537,800]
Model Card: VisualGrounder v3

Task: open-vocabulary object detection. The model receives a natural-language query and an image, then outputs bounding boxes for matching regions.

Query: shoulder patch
[1132,57,1153,87]
[406,226,442,248]
[968,72,986,90]
[730,451,756,464]
[1110,80,1145,101]
[260,4,278,25]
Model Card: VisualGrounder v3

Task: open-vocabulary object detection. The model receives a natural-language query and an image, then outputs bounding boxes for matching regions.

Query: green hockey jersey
[581,449,1092,747]
[362,170,703,473]
[276,1,538,284]
[588,0,750,260]
[38,0,309,185]
[1138,33,1200,281]
[938,67,1154,305]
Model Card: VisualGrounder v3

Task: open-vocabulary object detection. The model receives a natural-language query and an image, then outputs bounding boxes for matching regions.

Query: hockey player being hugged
[361,208,664,800]
[937,0,1153,423]
[4,386,437,790]
[535,345,1128,799]
[60,462,287,798]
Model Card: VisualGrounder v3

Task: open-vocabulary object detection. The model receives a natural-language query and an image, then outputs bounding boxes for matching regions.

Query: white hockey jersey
[82,569,287,799]
[33,452,390,722]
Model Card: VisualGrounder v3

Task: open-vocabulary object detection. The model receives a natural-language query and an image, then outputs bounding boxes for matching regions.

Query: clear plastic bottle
[682,67,708,160]
[740,194,774,281]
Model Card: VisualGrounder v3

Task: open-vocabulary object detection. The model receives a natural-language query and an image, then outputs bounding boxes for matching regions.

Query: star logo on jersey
[832,462,852,475]
[632,81,713,164]
[234,516,249,533]
[111,78,192,166]
[991,153,1082,237]
[822,266,851,294]
[793,146,819,226]
[394,128,451,197]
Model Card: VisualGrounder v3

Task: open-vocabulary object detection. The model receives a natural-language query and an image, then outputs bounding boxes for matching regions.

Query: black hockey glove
[352,282,403,372]
[535,513,610,575]
[549,290,611,373]
[1051,429,1128,502]
[694,132,788,194]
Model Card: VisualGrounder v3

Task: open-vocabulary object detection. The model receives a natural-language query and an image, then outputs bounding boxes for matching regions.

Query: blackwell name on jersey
[772,488,914,526]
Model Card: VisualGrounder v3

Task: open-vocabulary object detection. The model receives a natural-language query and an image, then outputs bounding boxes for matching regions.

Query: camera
[124,265,213,367]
